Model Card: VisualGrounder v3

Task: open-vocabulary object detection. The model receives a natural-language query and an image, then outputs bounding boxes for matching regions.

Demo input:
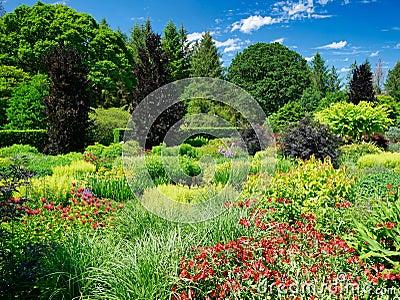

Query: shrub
[0,130,47,151]
[385,127,400,143]
[280,116,342,167]
[314,101,392,142]
[88,107,130,145]
[179,143,198,158]
[339,142,382,165]
[375,94,400,122]
[205,160,250,189]
[316,91,348,111]
[357,152,400,169]
[354,168,400,202]
[184,136,208,147]
[264,156,355,210]
[0,144,38,157]
[268,101,305,133]
[5,74,48,130]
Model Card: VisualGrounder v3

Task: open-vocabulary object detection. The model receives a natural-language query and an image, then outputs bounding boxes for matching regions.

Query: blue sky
[4,0,400,81]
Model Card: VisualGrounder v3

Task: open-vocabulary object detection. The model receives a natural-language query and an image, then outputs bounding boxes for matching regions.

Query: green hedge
[180,127,239,139]
[0,130,47,151]
[113,128,134,144]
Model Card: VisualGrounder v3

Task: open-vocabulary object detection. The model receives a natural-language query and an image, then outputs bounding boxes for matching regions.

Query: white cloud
[214,38,242,53]
[231,15,280,33]
[271,37,285,44]
[396,43,400,49]
[311,14,332,19]
[317,40,347,49]
[187,32,204,42]
[317,0,332,4]
[305,56,314,62]
[340,67,350,72]
[342,0,350,4]
[370,50,380,57]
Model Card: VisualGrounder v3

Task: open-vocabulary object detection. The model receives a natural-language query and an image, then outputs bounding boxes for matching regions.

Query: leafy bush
[51,160,95,177]
[264,156,355,210]
[205,160,250,189]
[0,144,38,157]
[385,127,400,143]
[375,94,400,122]
[354,168,400,202]
[84,143,122,170]
[339,142,382,165]
[316,90,348,111]
[267,101,305,133]
[280,116,342,167]
[184,136,208,147]
[0,130,47,151]
[298,86,322,113]
[315,101,392,142]
[357,152,400,169]
[346,194,400,272]
[88,107,130,145]
[179,143,198,158]
[5,74,48,130]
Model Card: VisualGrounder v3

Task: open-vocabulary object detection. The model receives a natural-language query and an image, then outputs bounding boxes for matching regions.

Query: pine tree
[189,31,223,78]
[129,18,153,61]
[310,52,328,96]
[385,61,400,100]
[162,20,190,82]
[348,61,375,104]
[327,65,342,93]
[44,46,90,154]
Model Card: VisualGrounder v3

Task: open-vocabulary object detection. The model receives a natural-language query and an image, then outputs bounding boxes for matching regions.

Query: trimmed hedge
[0,130,47,151]
[113,128,134,144]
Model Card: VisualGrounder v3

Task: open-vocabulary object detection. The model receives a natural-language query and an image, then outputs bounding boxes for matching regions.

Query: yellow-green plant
[52,160,95,177]
[339,142,382,165]
[264,156,355,209]
[315,101,392,141]
[357,152,400,169]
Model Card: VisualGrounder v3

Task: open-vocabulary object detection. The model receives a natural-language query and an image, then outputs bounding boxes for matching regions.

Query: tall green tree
[0,66,30,128]
[162,20,190,82]
[327,65,342,93]
[348,61,374,104]
[189,31,223,78]
[0,2,135,107]
[227,42,311,115]
[385,61,400,100]
[5,73,48,130]
[129,18,153,61]
[44,46,90,154]
[310,52,328,96]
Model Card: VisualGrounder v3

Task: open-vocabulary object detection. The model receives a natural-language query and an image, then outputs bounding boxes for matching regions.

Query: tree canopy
[385,61,400,100]
[0,2,135,107]
[227,42,311,115]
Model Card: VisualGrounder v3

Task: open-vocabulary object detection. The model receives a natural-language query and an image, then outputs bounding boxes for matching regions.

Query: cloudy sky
[4,0,400,81]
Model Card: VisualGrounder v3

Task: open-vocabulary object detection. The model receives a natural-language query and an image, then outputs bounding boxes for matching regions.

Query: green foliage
[0,3,135,107]
[346,194,400,272]
[179,143,198,158]
[161,20,190,82]
[354,168,400,202]
[316,91,348,112]
[5,73,48,130]
[268,101,305,133]
[0,129,47,151]
[309,52,328,96]
[0,66,30,128]
[0,144,38,157]
[184,136,208,147]
[265,156,355,210]
[339,142,382,165]
[357,152,400,169]
[189,31,223,78]
[315,101,392,141]
[348,61,374,104]
[227,42,311,115]
[299,86,323,113]
[386,127,400,143]
[385,61,400,100]
[88,107,130,145]
[44,46,90,154]
[375,94,400,122]
[280,117,342,167]
[84,143,122,161]
[327,65,342,93]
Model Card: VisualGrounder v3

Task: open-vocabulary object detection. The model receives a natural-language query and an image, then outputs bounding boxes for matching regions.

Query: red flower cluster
[335,201,352,208]
[376,222,397,229]
[21,184,123,232]
[172,198,399,299]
